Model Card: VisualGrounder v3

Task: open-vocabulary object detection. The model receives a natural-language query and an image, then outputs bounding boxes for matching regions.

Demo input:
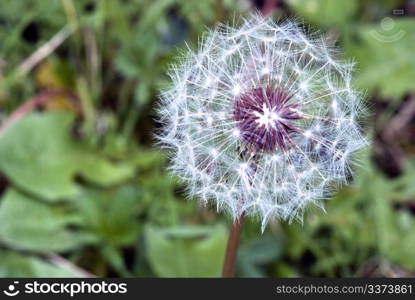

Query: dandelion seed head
[157,14,368,230]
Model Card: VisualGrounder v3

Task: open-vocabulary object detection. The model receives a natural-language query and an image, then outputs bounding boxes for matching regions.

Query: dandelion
[157,14,367,276]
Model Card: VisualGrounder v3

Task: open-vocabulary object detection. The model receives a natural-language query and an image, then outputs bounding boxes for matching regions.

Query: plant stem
[0,90,77,133]
[222,213,245,277]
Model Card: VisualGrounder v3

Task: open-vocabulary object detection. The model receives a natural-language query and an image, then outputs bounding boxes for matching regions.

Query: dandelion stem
[222,213,245,277]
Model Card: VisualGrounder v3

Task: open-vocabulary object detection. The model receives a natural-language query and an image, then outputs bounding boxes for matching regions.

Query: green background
[0,0,414,277]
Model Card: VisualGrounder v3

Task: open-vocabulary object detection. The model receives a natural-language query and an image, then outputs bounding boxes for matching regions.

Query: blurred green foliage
[145,225,228,277]
[0,0,414,277]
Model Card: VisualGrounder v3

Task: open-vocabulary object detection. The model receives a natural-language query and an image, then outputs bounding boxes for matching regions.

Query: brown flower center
[233,87,303,152]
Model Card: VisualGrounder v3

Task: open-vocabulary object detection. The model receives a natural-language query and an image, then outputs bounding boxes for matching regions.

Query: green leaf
[237,233,282,277]
[0,112,135,200]
[100,245,131,277]
[76,186,142,247]
[0,112,79,199]
[145,225,228,277]
[132,149,166,169]
[0,249,80,277]
[287,0,358,27]
[134,82,151,106]
[77,156,134,187]
[0,189,80,252]
[137,0,176,31]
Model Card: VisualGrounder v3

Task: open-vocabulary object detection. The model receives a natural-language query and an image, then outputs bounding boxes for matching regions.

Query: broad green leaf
[77,156,134,187]
[100,245,131,277]
[287,0,358,27]
[137,0,176,31]
[132,149,165,169]
[0,249,80,277]
[0,189,80,252]
[237,233,282,277]
[75,186,142,247]
[0,112,134,200]
[0,113,80,199]
[145,225,227,277]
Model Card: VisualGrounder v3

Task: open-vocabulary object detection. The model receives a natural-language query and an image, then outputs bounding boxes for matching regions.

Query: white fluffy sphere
[157,14,367,230]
